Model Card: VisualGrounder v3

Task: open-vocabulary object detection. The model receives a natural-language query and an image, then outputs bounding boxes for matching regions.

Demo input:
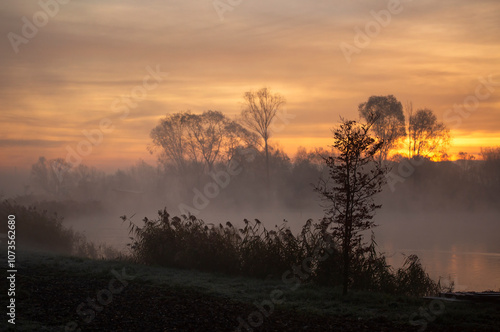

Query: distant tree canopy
[479,146,500,186]
[480,146,500,161]
[31,157,72,197]
[408,108,450,160]
[358,95,406,162]
[149,110,259,173]
[30,157,105,199]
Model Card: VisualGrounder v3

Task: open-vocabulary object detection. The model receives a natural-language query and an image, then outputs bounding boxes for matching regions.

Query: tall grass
[123,209,326,278]
[124,208,442,296]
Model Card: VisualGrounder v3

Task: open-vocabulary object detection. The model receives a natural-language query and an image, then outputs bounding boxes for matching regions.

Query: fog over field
[2,1,500,330]
[2,151,499,282]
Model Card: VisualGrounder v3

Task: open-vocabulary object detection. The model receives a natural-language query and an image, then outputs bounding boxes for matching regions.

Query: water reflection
[383,245,500,291]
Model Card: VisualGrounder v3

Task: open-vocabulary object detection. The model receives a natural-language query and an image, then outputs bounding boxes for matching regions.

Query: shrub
[123,209,328,278]
[124,208,441,296]
[0,199,74,253]
[0,200,119,259]
[395,254,440,296]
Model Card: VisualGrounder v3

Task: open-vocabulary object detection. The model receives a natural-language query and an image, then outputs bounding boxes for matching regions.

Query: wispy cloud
[1,0,499,168]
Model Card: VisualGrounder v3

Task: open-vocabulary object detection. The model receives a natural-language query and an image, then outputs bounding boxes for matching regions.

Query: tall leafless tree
[241,87,286,183]
[404,101,414,159]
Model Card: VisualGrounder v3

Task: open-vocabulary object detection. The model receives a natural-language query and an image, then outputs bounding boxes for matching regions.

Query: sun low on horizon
[1,0,499,171]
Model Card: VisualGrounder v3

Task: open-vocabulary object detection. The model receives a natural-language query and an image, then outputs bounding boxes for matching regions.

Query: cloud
[0,139,68,148]
[0,0,499,167]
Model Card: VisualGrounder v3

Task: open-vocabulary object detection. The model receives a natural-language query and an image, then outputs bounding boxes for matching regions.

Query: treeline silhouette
[23,145,500,216]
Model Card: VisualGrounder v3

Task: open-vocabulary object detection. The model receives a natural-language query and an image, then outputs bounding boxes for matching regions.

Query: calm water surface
[382,246,500,291]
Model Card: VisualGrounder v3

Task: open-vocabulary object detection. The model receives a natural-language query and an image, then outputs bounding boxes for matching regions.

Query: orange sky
[0,0,499,170]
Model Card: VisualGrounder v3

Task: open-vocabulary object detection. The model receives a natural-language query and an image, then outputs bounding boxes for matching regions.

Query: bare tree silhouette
[241,87,286,184]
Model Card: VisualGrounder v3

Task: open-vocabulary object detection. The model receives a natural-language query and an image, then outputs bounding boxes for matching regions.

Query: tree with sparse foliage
[241,87,286,183]
[358,95,406,162]
[149,110,258,174]
[408,108,450,160]
[315,118,387,295]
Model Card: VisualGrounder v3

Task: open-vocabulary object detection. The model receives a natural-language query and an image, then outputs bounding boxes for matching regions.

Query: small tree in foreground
[315,118,387,295]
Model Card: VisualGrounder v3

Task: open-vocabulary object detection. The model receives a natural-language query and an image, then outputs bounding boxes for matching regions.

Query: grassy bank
[1,250,499,331]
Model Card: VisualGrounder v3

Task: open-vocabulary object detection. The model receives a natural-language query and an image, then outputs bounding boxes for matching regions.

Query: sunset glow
[1,0,499,170]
